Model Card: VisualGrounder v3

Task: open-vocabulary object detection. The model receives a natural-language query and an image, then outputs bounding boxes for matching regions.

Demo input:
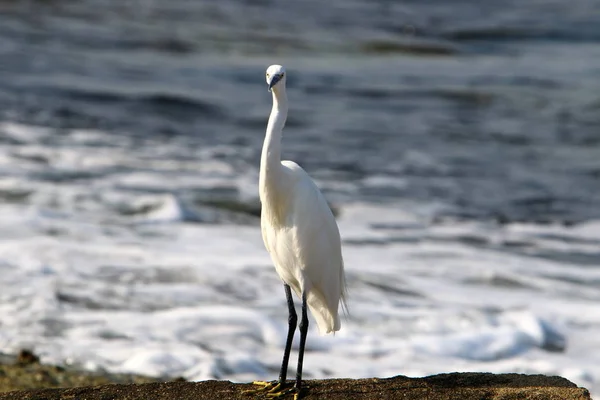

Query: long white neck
[259,87,288,199]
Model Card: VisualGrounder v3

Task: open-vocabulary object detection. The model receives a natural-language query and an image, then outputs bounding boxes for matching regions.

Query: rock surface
[0,351,160,394]
[0,373,591,400]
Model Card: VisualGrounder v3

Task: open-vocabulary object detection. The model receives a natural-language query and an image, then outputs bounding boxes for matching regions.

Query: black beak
[268,74,283,92]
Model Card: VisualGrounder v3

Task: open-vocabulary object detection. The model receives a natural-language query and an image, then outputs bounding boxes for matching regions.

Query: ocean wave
[442,26,600,43]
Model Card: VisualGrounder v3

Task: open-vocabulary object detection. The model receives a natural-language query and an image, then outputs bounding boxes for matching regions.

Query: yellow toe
[243,381,278,395]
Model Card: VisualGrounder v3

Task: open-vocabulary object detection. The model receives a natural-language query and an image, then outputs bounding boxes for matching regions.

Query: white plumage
[259,64,346,335]
[261,159,345,334]
[252,64,346,397]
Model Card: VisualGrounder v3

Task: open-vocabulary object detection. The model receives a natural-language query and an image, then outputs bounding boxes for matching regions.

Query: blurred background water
[0,0,599,396]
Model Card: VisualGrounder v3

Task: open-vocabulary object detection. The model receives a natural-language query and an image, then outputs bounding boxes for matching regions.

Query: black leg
[279,284,297,384]
[295,290,309,390]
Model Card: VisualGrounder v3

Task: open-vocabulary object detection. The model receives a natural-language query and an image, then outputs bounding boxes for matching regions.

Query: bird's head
[266,65,286,92]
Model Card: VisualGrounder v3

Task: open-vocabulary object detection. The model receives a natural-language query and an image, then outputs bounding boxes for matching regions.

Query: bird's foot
[243,380,273,394]
[243,381,283,395]
[243,381,303,399]
[265,384,301,399]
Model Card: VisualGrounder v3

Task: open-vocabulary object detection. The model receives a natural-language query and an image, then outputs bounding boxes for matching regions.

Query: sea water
[0,0,599,397]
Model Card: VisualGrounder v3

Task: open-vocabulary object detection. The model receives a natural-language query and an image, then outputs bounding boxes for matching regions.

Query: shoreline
[0,350,591,400]
[0,350,165,393]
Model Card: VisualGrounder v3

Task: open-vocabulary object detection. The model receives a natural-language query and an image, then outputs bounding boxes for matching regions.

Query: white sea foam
[0,122,598,397]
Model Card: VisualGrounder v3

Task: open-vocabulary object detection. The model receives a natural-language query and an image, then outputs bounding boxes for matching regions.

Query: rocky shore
[0,351,591,399]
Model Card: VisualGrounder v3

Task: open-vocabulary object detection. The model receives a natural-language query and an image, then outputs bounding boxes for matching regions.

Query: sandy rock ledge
[0,372,591,400]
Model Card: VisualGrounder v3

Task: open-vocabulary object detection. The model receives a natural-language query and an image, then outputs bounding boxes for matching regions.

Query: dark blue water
[1,0,599,224]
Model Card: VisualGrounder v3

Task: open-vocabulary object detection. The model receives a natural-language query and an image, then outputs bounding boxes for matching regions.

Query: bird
[247,65,347,399]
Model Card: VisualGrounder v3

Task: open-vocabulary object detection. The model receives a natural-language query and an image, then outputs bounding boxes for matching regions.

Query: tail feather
[307,289,340,335]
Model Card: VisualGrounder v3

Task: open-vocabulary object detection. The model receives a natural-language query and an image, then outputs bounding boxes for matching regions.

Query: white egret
[248,65,347,399]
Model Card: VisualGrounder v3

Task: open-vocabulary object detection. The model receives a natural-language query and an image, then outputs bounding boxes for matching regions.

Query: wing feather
[278,160,346,334]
